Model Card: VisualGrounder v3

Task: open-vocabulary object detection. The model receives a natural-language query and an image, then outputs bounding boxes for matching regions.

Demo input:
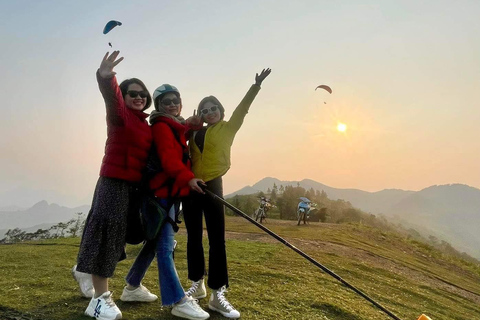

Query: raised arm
[228,68,271,133]
[96,51,127,125]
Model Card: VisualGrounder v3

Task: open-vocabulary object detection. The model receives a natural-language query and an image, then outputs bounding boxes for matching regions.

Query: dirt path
[178,224,480,304]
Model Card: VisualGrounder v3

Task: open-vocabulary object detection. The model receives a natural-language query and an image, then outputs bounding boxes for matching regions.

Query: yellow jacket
[190,84,261,182]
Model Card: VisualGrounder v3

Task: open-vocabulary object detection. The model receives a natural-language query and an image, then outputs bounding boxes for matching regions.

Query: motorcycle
[254,197,270,224]
[297,197,316,225]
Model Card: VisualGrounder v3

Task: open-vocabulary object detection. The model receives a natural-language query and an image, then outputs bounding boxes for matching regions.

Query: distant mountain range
[0,200,90,239]
[226,177,480,259]
[0,186,91,209]
[2,178,479,259]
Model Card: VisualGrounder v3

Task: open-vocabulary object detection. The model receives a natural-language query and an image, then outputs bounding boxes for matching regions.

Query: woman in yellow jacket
[183,68,271,319]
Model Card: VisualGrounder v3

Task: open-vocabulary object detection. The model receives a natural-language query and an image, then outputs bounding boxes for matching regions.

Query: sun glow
[337,122,347,132]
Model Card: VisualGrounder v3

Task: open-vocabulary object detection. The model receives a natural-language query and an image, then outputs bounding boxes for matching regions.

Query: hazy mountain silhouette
[0,186,90,208]
[0,200,90,231]
[227,177,415,213]
[387,184,480,258]
[226,178,480,258]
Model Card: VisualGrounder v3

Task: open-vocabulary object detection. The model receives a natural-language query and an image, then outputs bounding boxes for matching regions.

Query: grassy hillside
[1,216,479,320]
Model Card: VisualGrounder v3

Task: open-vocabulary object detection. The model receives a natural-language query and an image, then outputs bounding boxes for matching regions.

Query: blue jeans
[125,200,185,306]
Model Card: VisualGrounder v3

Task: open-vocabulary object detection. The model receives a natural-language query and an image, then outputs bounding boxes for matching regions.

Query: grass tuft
[0,217,479,320]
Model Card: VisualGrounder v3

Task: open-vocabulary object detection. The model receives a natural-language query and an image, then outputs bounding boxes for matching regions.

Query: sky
[1,0,479,208]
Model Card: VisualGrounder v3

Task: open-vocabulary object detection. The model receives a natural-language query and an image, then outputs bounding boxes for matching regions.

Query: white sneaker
[85,291,122,320]
[120,284,158,302]
[208,286,240,319]
[171,296,210,320]
[72,265,94,298]
[185,279,207,299]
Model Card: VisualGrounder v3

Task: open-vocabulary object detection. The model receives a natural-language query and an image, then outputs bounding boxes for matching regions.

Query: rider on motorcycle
[255,196,270,222]
[297,197,312,222]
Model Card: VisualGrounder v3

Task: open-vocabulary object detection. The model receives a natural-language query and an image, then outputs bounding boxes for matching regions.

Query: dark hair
[197,96,225,120]
[119,78,152,111]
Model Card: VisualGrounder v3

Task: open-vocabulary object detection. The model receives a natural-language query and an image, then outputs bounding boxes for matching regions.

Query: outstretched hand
[99,51,124,78]
[255,68,271,86]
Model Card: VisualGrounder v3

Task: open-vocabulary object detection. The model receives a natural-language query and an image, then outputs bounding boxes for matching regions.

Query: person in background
[183,68,271,319]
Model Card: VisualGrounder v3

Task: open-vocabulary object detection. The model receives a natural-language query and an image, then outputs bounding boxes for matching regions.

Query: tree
[50,221,71,238]
[319,190,328,201]
[276,185,306,220]
[33,228,51,240]
[4,228,26,243]
[68,212,86,237]
[305,187,315,200]
[337,208,362,223]
[232,195,240,208]
[318,208,328,222]
[270,188,277,202]
[272,183,278,193]
[245,196,257,216]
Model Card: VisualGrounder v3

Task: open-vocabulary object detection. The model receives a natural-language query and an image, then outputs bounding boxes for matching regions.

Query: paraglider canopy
[315,85,332,94]
[103,20,122,34]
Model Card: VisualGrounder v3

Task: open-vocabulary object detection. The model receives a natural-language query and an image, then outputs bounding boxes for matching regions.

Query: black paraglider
[315,85,332,104]
[315,85,332,94]
[103,20,122,34]
[108,42,112,48]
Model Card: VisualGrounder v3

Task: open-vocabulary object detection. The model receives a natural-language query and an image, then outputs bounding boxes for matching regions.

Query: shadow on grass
[24,296,161,320]
[0,305,37,320]
[9,296,230,320]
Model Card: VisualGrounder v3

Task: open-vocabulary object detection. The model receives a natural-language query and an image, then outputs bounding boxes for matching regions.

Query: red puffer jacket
[97,72,152,182]
[149,116,194,198]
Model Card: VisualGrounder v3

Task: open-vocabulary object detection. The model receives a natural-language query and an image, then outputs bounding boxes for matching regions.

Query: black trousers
[182,177,228,289]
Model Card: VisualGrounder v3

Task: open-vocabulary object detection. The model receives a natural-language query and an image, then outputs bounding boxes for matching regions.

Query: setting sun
[337,122,347,132]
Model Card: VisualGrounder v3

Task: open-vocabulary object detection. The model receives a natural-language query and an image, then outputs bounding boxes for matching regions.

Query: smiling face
[160,92,182,117]
[124,83,147,111]
[199,101,221,125]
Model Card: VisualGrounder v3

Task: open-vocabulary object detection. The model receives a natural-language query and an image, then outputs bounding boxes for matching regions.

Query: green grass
[1,217,479,320]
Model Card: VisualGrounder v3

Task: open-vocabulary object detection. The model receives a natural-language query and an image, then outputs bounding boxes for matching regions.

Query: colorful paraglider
[103,20,122,34]
[103,20,122,48]
[315,85,332,94]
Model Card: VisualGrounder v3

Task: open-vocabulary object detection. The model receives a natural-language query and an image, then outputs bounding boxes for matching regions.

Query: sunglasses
[200,105,219,115]
[127,90,148,99]
[161,98,181,106]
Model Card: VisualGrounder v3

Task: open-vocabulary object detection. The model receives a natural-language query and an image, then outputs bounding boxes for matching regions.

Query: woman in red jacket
[123,84,209,320]
[75,51,154,320]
